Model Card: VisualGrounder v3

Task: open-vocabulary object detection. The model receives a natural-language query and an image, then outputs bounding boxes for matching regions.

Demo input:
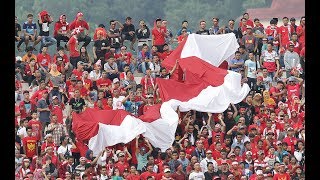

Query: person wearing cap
[286,76,303,103]
[135,136,153,171]
[17,157,32,179]
[111,77,126,96]
[40,133,55,155]
[241,25,258,53]
[115,148,132,176]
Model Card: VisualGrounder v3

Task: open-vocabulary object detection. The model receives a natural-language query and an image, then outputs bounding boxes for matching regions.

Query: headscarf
[76,12,83,21]
[39,10,49,21]
[59,14,68,26]
[49,64,61,77]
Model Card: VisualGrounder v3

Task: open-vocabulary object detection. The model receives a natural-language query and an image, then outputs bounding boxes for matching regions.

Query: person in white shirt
[189,162,205,180]
[200,150,218,173]
[112,89,125,110]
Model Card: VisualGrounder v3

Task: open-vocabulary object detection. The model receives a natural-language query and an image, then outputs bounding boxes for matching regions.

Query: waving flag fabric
[72,33,250,155]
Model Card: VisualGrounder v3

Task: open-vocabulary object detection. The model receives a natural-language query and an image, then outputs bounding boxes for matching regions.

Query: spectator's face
[234,148,240,155]
[254,20,260,26]
[283,18,289,25]
[191,156,198,163]
[162,20,167,27]
[229,20,235,27]
[142,45,148,52]
[200,21,206,29]
[126,19,132,24]
[102,72,107,78]
[27,16,33,23]
[208,163,214,171]
[108,57,114,63]
[267,44,273,51]
[74,90,80,97]
[156,20,161,27]
[242,19,247,25]
[206,152,212,158]
[179,151,186,159]
[235,53,241,59]
[139,20,145,27]
[188,125,194,133]
[172,153,178,160]
[236,135,242,141]
[194,163,201,171]
[291,34,298,41]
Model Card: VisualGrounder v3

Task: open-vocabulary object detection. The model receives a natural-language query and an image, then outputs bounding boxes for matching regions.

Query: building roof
[246,0,305,21]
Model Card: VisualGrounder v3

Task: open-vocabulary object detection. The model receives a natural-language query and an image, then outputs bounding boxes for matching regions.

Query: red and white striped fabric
[72,33,250,155]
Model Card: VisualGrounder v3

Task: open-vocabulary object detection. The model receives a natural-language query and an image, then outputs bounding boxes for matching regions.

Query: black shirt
[136,26,150,39]
[122,23,135,37]
[15,23,21,37]
[196,29,210,35]
[94,39,110,59]
[69,97,86,112]
[225,27,239,39]
[38,20,51,36]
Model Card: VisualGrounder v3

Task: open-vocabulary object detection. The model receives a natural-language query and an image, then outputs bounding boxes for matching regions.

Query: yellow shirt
[22,54,37,63]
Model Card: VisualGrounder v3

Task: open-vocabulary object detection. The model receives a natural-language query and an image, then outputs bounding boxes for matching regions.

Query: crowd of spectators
[15,10,305,180]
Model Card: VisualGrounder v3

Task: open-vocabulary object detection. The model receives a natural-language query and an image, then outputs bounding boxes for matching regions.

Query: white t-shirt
[57,144,73,157]
[188,171,205,180]
[112,96,125,110]
[17,127,28,139]
[244,59,260,78]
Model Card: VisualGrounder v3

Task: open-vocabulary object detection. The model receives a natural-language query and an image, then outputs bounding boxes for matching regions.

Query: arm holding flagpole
[169,59,179,75]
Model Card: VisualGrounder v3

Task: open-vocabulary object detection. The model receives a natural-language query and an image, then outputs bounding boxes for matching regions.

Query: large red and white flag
[72,33,250,155]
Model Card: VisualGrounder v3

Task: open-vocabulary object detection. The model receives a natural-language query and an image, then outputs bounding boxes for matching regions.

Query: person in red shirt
[140,163,157,180]
[96,71,112,97]
[269,81,286,103]
[53,46,72,74]
[152,18,167,53]
[22,126,39,159]
[278,17,294,55]
[296,16,305,48]
[115,151,130,176]
[37,46,51,73]
[116,45,134,71]
[28,111,43,142]
[24,58,39,85]
[49,96,65,124]
[159,44,173,61]
[19,90,37,120]
[140,69,156,96]
[126,165,140,180]
[72,61,85,81]
[282,127,297,155]
[69,12,91,47]
[286,76,303,103]
[67,28,81,69]
[54,14,71,48]
[273,163,291,180]
[239,12,254,28]
[177,27,188,44]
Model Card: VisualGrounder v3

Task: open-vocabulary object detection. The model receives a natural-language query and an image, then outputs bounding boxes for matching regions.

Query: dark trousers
[70,56,81,69]
[78,35,91,47]
[54,34,70,48]
[247,77,257,90]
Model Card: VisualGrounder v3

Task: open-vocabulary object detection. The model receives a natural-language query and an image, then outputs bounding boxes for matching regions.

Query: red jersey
[77,87,89,98]
[72,69,83,80]
[115,161,130,175]
[28,120,42,141]
[69,20,89,32]
[126,174,140,180]
[273,173,291,180]
[296,25,305,47]
[37,53,51,68]
[96,78,112,89]
[54,21,69,37]
[140,171,157,180]
[24,64,39,76]
[279,25,294,47]
[19,100,36,119]
[31,89,48,104]
[52,54,69,65]
[22,136,38,158]
[83,78,93,91]
[286,84,301,102]
[68,36,80,57]
[282,136,297,154]
[160,51,173,60]
[116,52,133,64]
[152,27,166,45]
[49,103,65,124]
